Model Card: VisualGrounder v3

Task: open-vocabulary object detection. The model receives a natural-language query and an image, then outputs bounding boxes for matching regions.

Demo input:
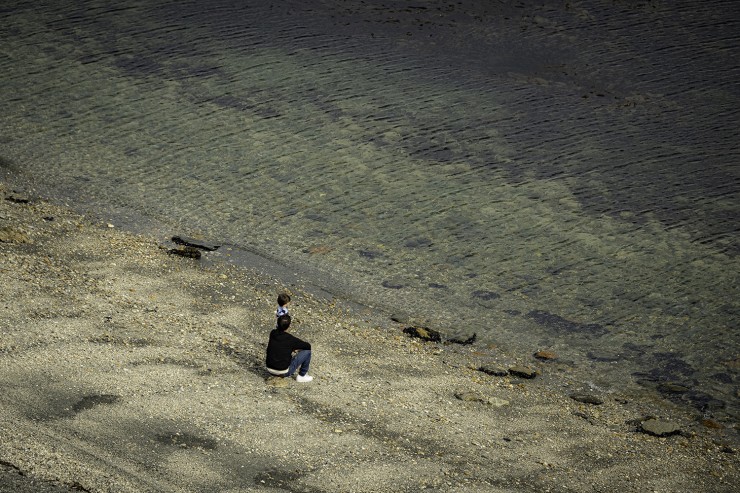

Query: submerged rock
[658,382,690,394]
[447,332,476,345]
[403,326,441,343]
[534,350,557,360]
[528,310,607,337]
[471,290,500,301]
[570,393,604,405]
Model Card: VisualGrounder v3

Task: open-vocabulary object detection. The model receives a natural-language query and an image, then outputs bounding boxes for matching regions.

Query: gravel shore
[1,178,737,492]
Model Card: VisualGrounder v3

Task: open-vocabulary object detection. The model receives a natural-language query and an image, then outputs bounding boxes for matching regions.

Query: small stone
[570,393,604,405]
[534,350,557,360]
[478,365,508,377]
[107,223,115,228]
[265,376,290,388]
[455,391,483,403]
[509,366,537,379]
[640,419,681,437]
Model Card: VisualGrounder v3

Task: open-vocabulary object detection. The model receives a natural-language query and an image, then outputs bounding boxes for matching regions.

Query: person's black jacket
[265,329,311,370]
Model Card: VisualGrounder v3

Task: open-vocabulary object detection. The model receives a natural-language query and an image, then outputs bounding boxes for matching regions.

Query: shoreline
[1,176,738,492]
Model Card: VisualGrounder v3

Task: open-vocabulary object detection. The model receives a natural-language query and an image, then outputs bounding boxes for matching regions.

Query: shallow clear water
[2,0,738,420]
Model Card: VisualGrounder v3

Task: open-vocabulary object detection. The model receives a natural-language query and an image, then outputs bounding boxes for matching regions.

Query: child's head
[277,293,291,307]
[277,314,291,331]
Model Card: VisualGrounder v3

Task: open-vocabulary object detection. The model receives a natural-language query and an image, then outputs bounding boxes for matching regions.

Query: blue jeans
[287,350,311,377]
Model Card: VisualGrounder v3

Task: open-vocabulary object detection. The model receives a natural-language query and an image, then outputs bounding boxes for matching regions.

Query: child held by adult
[265,314,313,382]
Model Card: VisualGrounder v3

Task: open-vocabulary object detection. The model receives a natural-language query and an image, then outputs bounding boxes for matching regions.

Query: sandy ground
[0,178,738,493]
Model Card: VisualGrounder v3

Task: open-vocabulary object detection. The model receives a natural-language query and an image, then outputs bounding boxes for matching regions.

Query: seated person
[265,314,313,382]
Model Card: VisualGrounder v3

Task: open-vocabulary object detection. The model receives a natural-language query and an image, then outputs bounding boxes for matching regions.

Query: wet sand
[1,177,738,493]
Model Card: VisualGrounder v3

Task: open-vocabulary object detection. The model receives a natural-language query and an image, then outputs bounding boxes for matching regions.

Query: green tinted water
[1,0,737,420]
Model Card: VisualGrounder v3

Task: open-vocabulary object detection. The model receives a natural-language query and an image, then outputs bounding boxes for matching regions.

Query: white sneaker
[296,374,313,383]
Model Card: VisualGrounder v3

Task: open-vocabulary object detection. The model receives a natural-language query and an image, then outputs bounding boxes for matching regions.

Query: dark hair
[277,314,291,331]
[277,293,291,307]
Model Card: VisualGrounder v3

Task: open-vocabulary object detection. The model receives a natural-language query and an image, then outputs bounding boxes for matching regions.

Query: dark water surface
[2,0,738,421]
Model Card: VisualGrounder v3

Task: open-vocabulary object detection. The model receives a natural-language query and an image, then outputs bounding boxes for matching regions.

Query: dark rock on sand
[171,235,220,251]
[403,326,441,343]
[478,364,509,377]
[509,366,537,379]
[640,419,681,437]
[168,246,202,259]
[570,393,604,405]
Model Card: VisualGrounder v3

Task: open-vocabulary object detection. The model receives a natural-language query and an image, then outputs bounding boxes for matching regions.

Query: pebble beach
[1,177,738,492]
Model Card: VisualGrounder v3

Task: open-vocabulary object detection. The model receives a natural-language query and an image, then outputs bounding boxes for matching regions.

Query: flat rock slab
[509,366,537,379]
[641,419,681,437]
